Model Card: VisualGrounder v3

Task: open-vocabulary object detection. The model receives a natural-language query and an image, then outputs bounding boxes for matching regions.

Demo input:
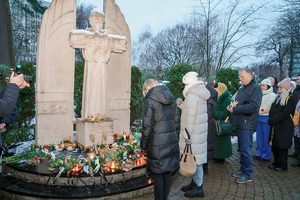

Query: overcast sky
[44,0,284,67]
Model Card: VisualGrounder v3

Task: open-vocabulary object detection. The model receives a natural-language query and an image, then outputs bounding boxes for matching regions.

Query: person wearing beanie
[254,79,276,162]
[213,83,233,162]
[290,81,296,93]
[177,71,210,198]
[268,77,296,172]
[227,69,262,184]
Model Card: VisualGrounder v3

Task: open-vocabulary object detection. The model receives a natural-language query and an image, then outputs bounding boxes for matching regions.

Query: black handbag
[215,113,233,136]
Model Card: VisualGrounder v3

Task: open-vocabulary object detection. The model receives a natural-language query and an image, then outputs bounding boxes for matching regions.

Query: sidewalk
[134,142,300,200]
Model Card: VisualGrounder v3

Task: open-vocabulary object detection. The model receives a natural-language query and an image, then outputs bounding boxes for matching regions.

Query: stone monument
[69,8,127,146]
[36,0,76,145]
[35,0,131,147]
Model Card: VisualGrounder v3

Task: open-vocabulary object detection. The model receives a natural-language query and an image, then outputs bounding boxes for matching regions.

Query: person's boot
[184,184,205,198]
[181,179,196,192]
[203,163,208,175]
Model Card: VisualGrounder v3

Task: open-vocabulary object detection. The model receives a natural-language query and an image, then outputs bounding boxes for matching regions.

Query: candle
[123,132,127,141]
[106,167,111,173]
[148,178,153,184]
[111,161,115,169]
[136,159,141,166]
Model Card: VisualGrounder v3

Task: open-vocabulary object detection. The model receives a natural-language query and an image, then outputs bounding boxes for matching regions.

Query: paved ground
[133,141,300,200]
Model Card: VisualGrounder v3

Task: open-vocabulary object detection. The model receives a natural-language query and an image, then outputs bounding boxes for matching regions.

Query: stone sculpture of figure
[69,8,126,119]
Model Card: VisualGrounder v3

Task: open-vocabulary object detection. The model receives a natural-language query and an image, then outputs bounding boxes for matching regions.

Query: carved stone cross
[69,8,126,119]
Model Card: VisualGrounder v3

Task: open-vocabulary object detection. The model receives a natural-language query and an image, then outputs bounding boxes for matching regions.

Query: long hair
[279,88,289,106]
[143,79,159,96]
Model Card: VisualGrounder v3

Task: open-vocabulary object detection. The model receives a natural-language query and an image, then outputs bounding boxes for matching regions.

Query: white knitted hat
[291,81,296,89]
[261,78,272,86]
[182,72,198,85]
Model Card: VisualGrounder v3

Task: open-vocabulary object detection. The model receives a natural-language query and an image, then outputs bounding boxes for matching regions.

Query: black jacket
[231,79,262,130]
[141,85,180,174]
[0,83,19,118]
[268,95,296,149]
[206,85,217,160]
[293,85,300,104]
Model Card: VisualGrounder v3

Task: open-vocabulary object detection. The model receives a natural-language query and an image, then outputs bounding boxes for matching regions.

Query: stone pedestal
[76,121,114,146]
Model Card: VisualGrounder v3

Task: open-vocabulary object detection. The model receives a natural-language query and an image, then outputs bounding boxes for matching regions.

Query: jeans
[152,172,172,200]
[193,164,203,186]
[236,128,254,179]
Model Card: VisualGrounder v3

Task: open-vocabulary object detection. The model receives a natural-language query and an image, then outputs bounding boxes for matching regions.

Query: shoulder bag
[215,112,233,136]
[179,128,197,177]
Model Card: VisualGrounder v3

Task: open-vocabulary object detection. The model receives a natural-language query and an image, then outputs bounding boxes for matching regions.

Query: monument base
[76,120,114,146]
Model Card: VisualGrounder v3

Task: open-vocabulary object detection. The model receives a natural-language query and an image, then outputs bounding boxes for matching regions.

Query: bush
[215,68,240,95]
[2,127,34,148]
[166,63,197,100]
[130,66,143,125]
[74,61,84,118]
[130,68,157,126]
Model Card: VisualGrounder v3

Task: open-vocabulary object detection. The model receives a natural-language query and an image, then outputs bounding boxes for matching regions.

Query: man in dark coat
[228,69,262,184]
[290,74,300,157]
[199,78,218,174]
[141,80,180,200]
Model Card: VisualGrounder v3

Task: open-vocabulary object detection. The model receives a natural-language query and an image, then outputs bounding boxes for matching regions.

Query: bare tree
[153,23,199,69]
[190,0,266,77]
[256,26,290,80]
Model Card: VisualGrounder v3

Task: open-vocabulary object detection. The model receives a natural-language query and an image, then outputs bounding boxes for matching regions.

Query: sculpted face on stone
[89,12,105,32]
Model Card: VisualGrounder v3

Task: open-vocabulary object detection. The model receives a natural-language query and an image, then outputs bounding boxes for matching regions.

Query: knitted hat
[261,78,272,86]
[291,81,297,89]
[182,72,198,85]
[278,78,291,90]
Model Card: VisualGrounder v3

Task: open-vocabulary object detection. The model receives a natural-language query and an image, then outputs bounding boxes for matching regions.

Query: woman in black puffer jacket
[141,79,180,200]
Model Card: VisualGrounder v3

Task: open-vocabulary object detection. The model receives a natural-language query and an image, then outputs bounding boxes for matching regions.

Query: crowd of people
[140,69,300,199]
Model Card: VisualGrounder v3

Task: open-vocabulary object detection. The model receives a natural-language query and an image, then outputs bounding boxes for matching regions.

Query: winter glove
[176,98,184,109]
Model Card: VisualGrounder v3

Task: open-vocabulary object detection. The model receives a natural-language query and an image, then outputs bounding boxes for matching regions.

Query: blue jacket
[231,79,262,130]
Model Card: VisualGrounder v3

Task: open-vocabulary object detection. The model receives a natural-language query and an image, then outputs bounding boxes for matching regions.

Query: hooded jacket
[231,79,262,130]
[141,85,180,174]
[177,81,210,165]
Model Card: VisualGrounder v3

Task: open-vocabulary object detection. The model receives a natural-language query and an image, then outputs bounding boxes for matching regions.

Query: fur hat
[261,78,272,86]
[278,78,291,90]
[291,81,297,89]
[182,72,198,85]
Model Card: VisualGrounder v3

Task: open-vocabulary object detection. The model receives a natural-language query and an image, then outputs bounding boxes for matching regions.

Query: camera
[6,65,33,84]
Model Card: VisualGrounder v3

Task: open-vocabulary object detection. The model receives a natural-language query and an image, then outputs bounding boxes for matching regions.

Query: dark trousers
[273,146,288,170]
[152,172,172,200]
